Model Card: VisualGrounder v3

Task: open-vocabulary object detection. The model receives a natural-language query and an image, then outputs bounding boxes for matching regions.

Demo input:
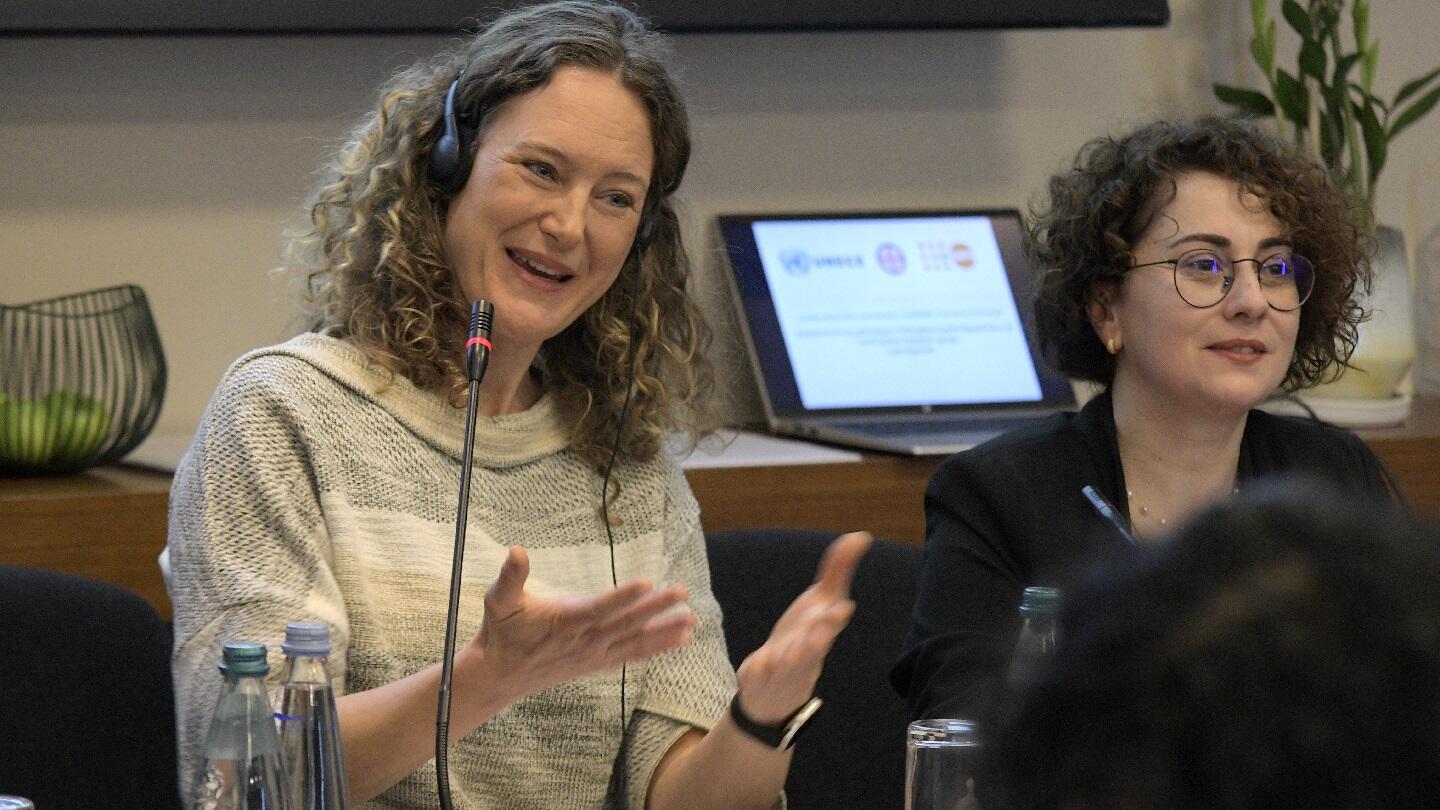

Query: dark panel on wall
[1,1,1170,36]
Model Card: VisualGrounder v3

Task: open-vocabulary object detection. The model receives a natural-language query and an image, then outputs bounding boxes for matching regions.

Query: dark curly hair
[287,0,715,472]
[986,483,1438,808]
[1028,116,1372,391]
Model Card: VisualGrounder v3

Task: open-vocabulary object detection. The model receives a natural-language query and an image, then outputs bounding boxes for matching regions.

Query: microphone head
[470,299,494,338]
[466,300,494,383]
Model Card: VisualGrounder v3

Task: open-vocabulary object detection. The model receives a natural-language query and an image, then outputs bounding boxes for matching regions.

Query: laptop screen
[719,210,1074,418]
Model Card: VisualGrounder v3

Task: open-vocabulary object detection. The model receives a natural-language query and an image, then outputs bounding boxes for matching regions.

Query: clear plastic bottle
[1005,586,1061,690]
[193,642,291,810]
[275,622,349,810]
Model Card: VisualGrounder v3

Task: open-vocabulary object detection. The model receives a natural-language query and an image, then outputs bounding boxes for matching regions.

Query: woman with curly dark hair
[166,2,869,807]
[893,116,1403,730]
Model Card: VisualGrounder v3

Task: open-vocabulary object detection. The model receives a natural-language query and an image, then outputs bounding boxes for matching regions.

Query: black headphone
[429,76,659,252]
[429,78,473,197]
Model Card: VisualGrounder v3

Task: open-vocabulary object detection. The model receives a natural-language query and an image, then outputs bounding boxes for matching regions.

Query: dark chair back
[706,529,922,810]
[0,565,182,809]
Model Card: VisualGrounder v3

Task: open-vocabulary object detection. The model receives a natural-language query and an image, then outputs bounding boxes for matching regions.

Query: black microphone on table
[437,299,493,810]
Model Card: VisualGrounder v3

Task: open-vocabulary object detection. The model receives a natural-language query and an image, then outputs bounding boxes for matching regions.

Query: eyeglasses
[1130,249,1315,311]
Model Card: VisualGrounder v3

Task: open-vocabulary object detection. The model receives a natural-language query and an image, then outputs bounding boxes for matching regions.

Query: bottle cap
[1019,586,1061,615]
[219,642,270,677]
[283,621,332,656]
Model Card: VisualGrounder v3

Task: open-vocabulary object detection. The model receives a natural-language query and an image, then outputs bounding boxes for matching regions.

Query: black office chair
[705,528,922,810]
[0,566,182,809]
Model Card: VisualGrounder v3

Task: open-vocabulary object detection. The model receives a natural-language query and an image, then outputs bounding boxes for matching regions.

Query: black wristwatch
[729,692,823,750]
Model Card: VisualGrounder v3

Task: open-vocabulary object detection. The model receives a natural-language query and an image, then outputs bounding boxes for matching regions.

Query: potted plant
[1213,0,1440,408]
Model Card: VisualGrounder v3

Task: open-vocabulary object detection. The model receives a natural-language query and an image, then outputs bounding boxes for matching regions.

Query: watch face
[779,697,824,749]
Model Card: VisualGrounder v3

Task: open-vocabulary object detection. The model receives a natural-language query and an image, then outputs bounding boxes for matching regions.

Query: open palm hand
[734,531,873,724]
[473,546,697,703]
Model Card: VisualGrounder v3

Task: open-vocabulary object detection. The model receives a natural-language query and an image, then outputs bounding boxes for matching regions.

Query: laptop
[718,209,1076,456]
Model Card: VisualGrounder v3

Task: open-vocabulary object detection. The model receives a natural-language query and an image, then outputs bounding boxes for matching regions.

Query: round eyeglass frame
[1130,249,1315,312]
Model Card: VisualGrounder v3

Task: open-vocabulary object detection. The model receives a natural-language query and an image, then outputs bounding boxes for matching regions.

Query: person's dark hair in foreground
[986,485,1440,809]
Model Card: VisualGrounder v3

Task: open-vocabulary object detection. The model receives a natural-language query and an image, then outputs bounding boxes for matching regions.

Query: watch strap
[729,692,823,750]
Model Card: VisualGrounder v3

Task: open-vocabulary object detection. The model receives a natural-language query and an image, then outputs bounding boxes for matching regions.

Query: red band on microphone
[466,337,493,351]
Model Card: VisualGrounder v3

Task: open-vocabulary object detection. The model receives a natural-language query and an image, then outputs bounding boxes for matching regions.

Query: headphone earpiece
[430,78,474,196]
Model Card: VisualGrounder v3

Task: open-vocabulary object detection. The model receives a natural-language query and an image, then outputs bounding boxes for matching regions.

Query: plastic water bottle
[275,622,349,810]
[1005,586,1060,690]
[192,642,291,810]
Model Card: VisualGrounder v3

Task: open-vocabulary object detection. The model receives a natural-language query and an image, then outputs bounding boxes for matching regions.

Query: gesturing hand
[734,531,874,725]
[472,545,697,704]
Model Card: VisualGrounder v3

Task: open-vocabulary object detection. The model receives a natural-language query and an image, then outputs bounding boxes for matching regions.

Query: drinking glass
[905,719,981,810]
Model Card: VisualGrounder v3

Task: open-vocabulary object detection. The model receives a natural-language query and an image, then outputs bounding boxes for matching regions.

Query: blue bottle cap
[283,621,332,656]
[1019,586,1061,614]
[219,642,270,677]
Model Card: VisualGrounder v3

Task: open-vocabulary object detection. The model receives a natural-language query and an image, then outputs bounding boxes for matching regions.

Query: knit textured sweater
[167,333,737,809]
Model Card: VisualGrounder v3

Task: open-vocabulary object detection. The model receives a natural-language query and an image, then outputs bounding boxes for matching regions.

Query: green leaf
[1275,69,1310,126]
[1299,39,1327,82]
[1362,43,1378,90]
[1353,83,1391,116]
[1394,66,1440,108]
[1332,53,1361,88]
[1214,84,1277,117]
[1318,110,1341,168]
[1316,2,1340,33]
[1390,85,1440,141]
[1353,99,1387,187]
[1281,0,1312,37]
[1352,0,1370,54]
[1319,80,1349,167]
[1250,33,1272,76]
[1265,20,1278,74]
[1251,0,1268,34]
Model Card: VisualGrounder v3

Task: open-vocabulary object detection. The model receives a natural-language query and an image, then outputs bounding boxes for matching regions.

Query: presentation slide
[752,216,1042,409]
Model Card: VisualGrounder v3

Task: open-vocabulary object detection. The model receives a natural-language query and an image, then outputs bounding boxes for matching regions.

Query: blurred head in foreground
[988,484,1440,808]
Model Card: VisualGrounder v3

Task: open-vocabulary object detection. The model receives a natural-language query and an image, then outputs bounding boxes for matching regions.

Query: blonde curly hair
[288,0,716,472]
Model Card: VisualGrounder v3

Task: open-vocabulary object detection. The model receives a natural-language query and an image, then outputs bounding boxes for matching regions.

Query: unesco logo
[780,249,811,276]
[777,249,864,275]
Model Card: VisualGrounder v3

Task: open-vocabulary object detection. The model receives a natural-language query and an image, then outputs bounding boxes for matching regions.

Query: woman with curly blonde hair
[167,2,870,807]
[894,116,1404,730]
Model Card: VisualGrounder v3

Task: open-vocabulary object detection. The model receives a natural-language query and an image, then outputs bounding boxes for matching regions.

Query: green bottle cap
[219,641,270,677]
[1019,586,1061,614]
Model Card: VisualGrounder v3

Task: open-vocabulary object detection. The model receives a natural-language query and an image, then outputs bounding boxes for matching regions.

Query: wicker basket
[0,285,167,474]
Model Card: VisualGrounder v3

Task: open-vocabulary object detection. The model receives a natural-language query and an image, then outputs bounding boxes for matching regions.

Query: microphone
[437,299,494,810]
[466,301,493,382]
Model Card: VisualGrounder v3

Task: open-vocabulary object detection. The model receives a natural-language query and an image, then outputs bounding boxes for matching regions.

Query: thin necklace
[1126,485,1241,527]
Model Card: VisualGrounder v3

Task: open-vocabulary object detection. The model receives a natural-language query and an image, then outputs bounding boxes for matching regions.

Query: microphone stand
[437,300,493,810]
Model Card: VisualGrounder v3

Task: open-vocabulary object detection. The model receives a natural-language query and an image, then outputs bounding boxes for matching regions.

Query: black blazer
[890,391,1400,723]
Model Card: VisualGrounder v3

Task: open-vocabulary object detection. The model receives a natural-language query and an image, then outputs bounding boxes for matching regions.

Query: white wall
[3,0,1437,439]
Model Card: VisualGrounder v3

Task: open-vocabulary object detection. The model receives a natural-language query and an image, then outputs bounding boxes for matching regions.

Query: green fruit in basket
[0,398,57,466]
[46,391,110,462]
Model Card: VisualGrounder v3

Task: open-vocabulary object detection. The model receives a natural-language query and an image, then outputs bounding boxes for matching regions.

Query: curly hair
[1027,116,1372,391]
[287,0,715,472]
[987,484,1439,808]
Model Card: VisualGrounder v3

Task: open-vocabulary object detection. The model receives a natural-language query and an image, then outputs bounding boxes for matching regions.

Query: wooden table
[5,398,1438,620]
